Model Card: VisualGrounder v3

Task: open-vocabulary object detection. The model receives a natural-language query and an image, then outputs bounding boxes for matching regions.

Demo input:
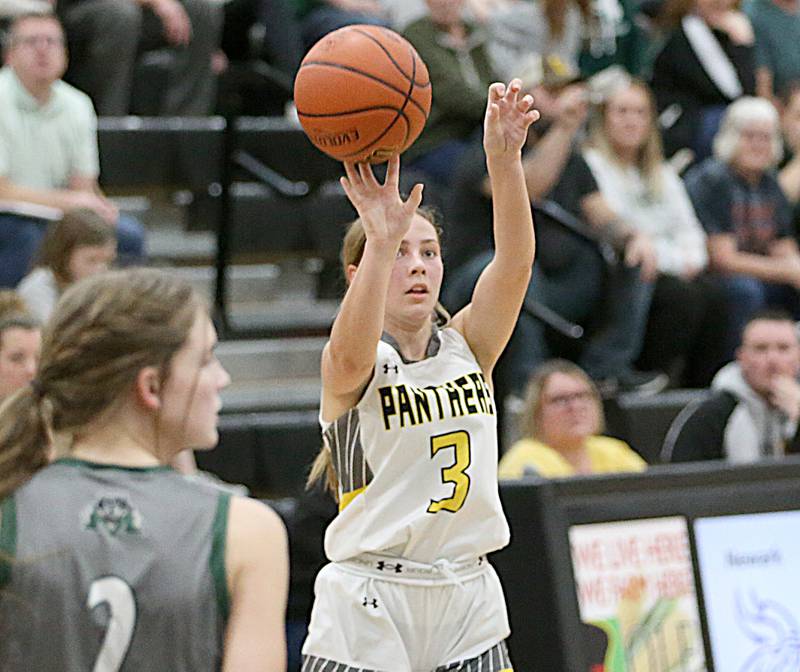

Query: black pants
[636,273,730,388]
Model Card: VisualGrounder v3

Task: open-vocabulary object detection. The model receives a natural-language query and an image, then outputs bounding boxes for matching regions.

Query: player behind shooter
[301,79,539,671]
[0,268,288,672]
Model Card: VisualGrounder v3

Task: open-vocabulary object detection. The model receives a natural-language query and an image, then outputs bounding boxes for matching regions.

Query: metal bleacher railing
[97,114,348,338]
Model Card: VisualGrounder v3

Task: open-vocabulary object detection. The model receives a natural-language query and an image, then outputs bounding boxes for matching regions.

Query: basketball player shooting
[301,79,539,672]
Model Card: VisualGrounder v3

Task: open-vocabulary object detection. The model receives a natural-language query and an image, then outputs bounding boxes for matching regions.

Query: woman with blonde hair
[0,268,288,671]
[584,75,729,386]
[302,79,538,671]
[498,359,646,478]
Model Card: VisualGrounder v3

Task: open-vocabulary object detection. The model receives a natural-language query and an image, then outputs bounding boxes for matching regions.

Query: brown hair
[586,78,666,198]
[518,359,604,441]
[308,207,447,497]
[34,209,116,285]
[0,269,201,500]
[0,291,39,352]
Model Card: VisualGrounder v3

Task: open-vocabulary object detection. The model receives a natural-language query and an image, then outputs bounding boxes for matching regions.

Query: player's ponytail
[306,443,338,499]
[0,385,53,501]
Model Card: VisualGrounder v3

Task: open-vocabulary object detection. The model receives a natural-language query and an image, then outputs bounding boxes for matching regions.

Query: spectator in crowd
[484,0,588,84]
[292,0,389,49]
[664,310,800,462]
[0,12,145,288]
[402,0,495,188]
[444,79,665,405]
[222,0,303,82]
[0,290,39,401]
[685,96,800,359]
[499,359,647,478]
[579,0,648,77]
[17,208,116,323]
[745,0,800,105]
[58,0,222,115]
[650,0,756,160]
[583,75,729,386]
[778,84,800,233]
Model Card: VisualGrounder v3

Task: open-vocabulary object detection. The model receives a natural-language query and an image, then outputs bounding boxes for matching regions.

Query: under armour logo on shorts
[376,561,403,573]
[362,597,379,608]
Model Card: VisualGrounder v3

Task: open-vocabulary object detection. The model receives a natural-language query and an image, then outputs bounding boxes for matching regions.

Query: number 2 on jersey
[427,430,471,513]
[87,576,136,672]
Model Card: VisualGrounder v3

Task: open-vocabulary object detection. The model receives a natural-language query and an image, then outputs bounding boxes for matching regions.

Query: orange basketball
[293,24,432,164]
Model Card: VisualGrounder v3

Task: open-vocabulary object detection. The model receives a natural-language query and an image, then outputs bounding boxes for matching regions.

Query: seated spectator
[293,0,389,49]
[664,309,800,462]
[402,0,495,187]
[650,0,755,160]
[0,290,40,401]
[498,359,647,477]
[746,0,800,105]
[58,0,222,115]
[17,208,116,323]
[583,75,729,386]
[685,96,800,359]
[484,0,586,85]
[444,80,665,404]
[0,12,145,288]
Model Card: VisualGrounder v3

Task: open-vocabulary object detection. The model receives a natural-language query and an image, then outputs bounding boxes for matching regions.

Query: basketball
[293,25,432,164]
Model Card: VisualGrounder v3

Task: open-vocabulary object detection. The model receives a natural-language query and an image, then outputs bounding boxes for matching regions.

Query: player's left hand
[483,79,540,159]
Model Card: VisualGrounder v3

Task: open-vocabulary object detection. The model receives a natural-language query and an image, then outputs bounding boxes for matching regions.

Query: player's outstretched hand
[340,155,423,247]
[483,79,540,160]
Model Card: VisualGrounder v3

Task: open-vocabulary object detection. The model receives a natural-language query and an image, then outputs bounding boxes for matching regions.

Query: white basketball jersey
[322,327,510,564]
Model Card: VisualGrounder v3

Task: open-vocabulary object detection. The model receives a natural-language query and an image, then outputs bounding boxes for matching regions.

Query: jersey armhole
[209,492,231,623]
[0,497,17,589]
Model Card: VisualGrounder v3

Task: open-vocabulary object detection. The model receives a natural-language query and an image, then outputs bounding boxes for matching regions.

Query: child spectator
[17,208,116,324]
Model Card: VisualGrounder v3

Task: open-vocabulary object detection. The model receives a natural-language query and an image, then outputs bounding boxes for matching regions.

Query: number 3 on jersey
[427,430,471,514]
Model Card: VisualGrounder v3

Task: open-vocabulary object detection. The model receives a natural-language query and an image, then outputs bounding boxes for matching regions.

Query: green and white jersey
[0,458,230,672]
[322,327,510,564]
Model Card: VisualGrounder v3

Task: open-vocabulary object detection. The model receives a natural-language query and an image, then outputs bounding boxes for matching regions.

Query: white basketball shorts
[301,554,512,672]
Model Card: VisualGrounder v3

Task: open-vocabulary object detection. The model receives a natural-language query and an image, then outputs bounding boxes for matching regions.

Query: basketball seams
[340,111,410,160]
[294,25,431,162]
[298,105,411,119]
[338,48,416,160]
[351,27,431,89]
[297,61,428,117]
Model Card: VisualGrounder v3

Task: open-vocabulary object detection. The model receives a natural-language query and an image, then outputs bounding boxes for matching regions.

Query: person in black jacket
[650,0,756,160]
[664,309,800,462]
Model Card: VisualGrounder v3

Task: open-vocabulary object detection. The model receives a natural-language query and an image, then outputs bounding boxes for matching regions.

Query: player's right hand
[340,156,423,248]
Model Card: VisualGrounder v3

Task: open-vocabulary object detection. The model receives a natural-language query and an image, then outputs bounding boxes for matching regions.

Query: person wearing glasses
[0,12,145,287]
[498,359,647,478]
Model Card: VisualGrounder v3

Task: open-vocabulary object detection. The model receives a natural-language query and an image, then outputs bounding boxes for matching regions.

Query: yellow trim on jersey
[339,485,366,511]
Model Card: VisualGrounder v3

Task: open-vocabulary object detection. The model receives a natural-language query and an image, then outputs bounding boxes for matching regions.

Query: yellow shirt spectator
[498,435,647,479]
